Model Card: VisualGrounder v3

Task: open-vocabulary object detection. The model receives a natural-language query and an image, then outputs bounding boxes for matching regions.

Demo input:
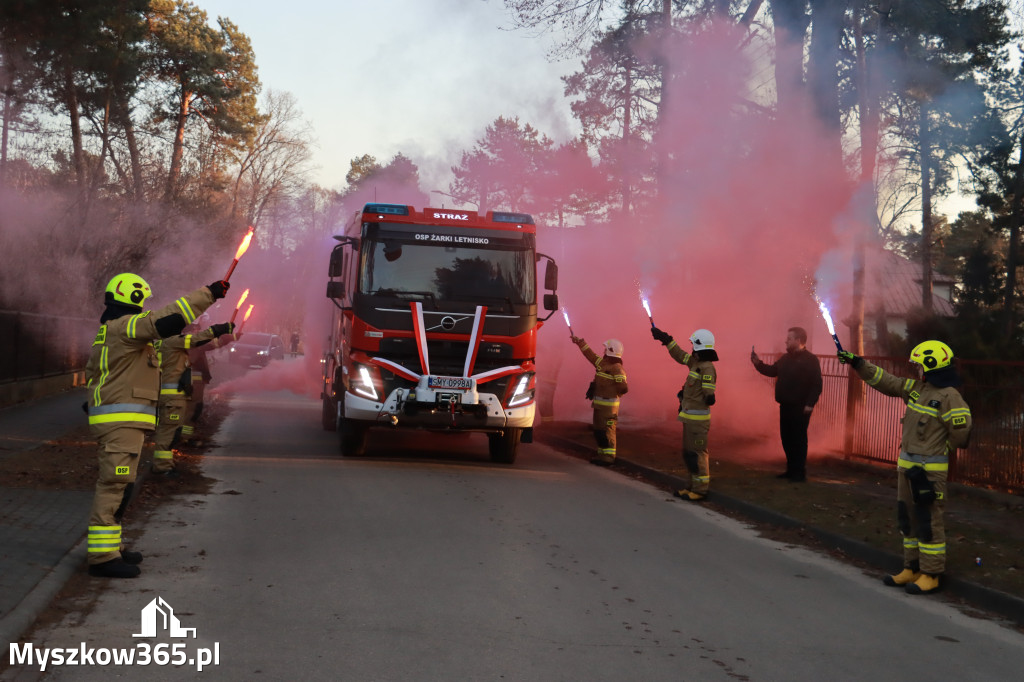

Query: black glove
[705,394,716,406]
[904,465,936,504]
[210,322,235,337]
[651,326,673,345]
[837,350,863,369]
[208,280,230,300]
[177,367,194,398]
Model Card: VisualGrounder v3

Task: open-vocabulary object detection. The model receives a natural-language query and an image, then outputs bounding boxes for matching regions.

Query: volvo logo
[426,314,471,331]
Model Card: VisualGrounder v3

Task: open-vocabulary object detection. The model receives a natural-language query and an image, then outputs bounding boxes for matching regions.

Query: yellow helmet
[909,340,953,371]
[105,273,152,308]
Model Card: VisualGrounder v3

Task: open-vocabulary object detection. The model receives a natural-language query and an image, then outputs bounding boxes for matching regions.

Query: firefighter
[570,336,628,465]
[651,327,718,501]
[186,325,243,440]
[152,321,235,475]
[839,341,972,595]
[179,316,209,445]
[185,342,210,438]
[84,274,229,578]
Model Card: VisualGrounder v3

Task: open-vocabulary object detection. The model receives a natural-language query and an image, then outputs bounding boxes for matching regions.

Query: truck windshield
[359,228,535,305]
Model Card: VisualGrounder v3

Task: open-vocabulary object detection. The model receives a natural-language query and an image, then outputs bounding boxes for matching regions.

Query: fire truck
[321,203,559,463]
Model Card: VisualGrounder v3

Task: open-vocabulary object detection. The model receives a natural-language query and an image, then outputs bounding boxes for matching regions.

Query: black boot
[121,549,144,565]
[88,558,141,578]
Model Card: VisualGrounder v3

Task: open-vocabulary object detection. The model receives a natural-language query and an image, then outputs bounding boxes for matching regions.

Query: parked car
[227,332,286,368]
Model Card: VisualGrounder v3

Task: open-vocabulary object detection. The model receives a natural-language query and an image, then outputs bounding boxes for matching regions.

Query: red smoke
[536,19,866,450]
[0,16,873,467]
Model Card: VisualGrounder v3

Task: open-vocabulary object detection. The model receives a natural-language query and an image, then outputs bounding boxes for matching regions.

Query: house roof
[864,247,955,318]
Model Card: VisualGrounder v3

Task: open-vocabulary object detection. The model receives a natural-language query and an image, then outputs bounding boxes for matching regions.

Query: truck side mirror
[543,294,559,312]
[326,281,346,299]
[544,260,558,291]
[328,248,344,278]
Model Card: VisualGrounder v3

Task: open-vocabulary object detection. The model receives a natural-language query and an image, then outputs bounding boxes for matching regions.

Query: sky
[197,0,580,194]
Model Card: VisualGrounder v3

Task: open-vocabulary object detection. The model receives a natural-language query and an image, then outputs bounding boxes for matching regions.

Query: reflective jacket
[576,341,628,409]
[188,345,213,383]
[85,287,214,431]
[155,327,216,398]
[666,340,716,422]
[856,359,972,458]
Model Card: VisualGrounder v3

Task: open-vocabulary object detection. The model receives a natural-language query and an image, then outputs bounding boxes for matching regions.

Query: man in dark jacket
[750,326,822,482]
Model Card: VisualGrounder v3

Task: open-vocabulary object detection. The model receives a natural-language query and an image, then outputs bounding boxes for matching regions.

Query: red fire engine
[321,203,559,463]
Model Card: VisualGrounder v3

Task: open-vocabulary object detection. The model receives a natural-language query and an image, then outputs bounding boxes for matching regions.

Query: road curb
[2,539,85,656]
[2,468,149,654]
[536,432,1024,627]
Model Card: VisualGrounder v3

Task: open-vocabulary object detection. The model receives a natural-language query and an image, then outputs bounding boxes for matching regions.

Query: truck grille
[377,338,518,399]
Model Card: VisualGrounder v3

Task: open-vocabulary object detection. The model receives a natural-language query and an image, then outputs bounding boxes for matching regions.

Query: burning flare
[639,291,654,327]
[224,226,255,281]
[239,304,254,332]
[562,308,573,336]
[234,227,255,260]
[816,297,844,352]
[230,288,250,324]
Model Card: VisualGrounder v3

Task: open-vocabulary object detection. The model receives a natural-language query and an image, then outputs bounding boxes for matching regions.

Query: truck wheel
[321,395,337,431]
[340,419,368,457]
[488,428,520,464]
[321,359,339,431]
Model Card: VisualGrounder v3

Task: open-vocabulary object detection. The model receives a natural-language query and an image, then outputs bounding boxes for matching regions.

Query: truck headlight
[507,373,535,407]
[351,363,381,401]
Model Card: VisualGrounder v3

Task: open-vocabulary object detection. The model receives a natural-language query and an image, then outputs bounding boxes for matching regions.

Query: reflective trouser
[897,457,948,575]
[187,376,206,431]
[681,416,711,495]
[88,426,144,565]
[591,399,619,462]
[153,394,186,473]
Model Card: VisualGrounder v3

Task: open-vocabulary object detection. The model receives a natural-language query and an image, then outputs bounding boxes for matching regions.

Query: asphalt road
[7,390,1024,681]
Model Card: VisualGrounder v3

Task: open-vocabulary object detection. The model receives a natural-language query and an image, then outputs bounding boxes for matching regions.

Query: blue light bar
[492,212,534,224]
[363,203,410,216]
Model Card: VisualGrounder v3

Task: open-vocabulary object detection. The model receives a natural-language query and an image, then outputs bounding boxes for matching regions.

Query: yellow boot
[882,568,921,587]
[905,573,941,595]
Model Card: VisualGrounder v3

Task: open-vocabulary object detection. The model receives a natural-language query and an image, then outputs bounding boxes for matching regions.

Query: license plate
[428,375,473,390]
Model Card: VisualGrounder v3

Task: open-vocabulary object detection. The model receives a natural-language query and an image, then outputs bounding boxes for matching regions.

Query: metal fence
[763,353,1024,492]
[0,310,95,383]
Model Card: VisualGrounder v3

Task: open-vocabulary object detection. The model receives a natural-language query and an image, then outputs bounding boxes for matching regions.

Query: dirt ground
[541,419,1024,603]
[0,396,226,497]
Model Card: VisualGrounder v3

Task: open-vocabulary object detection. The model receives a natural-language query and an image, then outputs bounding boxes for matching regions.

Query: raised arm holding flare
[84,275,228,578]
[651,326,718,501]
[838,341,972,595]
[570,335,628,466]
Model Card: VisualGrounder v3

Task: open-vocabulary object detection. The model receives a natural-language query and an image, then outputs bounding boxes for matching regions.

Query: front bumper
[343,379,534,432]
